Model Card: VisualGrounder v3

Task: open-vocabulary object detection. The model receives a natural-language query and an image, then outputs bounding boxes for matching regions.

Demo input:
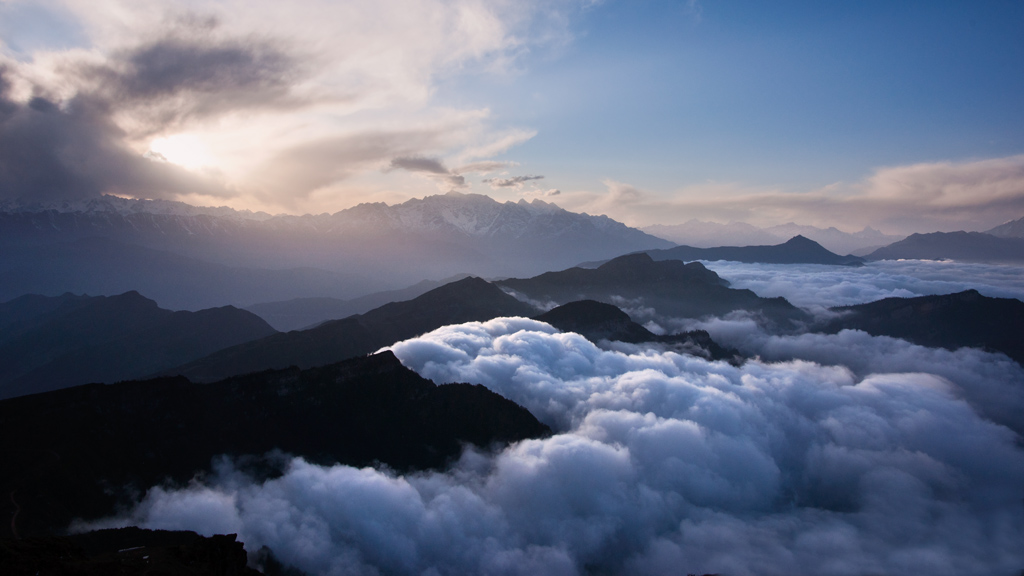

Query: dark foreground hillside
[1,528,261,576]
[0,351,549,538]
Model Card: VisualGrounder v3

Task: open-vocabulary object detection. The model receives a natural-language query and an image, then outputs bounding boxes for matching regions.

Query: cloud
[0,0,566,210]
[387,155,467,192]
[557,155,1024,234]
[454,160,517,175]
[92,318,1024,575]
[483,174,544,189]
[0,65,229,202]
[700,259,1024,309]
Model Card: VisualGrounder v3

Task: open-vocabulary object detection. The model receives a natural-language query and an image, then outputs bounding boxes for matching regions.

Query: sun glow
[147,135,216,171]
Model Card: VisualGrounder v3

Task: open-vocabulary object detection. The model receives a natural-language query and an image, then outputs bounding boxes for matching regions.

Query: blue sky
[2,0,1023,232]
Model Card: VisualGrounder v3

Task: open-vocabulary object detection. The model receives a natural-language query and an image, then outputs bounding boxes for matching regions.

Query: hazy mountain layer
[643,220,904,254]
[639,235,865,266]
[0,291,277,399]
[245,274,471,331]
[0,237,374,310]
[824,289,1024,364]
[498,253,808,326]
[166,277,537,382]
[0,351,549,537]
[0,192,672,293]
[864,231,1024,263]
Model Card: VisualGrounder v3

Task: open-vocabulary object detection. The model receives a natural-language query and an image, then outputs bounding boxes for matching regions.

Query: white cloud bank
[703,259,1024,309]
[92,318,1024,576]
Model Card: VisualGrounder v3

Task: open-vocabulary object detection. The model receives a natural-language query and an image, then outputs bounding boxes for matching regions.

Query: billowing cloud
[90,318,1024,575]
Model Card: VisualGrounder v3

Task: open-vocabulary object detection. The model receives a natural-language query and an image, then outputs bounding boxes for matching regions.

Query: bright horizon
[2,0,1023,234]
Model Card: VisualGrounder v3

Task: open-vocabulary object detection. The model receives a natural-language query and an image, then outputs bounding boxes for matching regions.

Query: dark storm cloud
[0,66,227,202]
[75,24,308,135]
[0,18,313,203]
[388,156,467,190]
[483,174,544,188]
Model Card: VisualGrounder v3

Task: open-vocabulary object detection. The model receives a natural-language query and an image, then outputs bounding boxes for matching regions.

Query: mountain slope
[985,215,1024,238]
[0,351,550,537]
[0,291,277,399]
[535,300,740,362]
[643,235,865,266]
[822,290,1024,364]
[498,253,807,326]
[245,274,471,331]
[167,276,538,382]
[864,231,1024,263]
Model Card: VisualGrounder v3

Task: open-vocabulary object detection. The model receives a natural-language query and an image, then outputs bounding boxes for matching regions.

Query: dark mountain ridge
[165,276,538,382]
[643,235,865,266]
[0,351,550,538]
[0,291,277,399]
[864,231,1024,263]
[823,289,1024,364]
[535,300,741,362]
[499,253,808,326]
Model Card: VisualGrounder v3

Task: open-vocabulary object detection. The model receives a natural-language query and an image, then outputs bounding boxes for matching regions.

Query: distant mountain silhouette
[822,290,1024,364]
[166,277,537,382]
[0,291,277,399]
[641,235,865,266]
[0,193,672,303]
[0,236,375,310]
[0,351,549,537]
[535,300,741,362]
[499,253,807,326]
[864,231,1024,263]
[985,215,1024,238]
[643,220,903,254]
[245,274,471,331]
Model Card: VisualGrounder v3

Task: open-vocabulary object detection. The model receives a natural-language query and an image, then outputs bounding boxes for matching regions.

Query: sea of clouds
[94,316,1024,576]
[701,259,1024,309]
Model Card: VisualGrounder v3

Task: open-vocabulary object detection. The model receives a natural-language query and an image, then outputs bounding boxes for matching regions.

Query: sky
[2,0,1024,233]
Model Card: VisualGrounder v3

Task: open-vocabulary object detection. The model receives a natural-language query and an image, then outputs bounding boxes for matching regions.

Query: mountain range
[0,291,276,399]
[643,220,905,255]
[583,235,865,267]
[863,231,1024,263]
[0,192,671,309]
[498,253,808,327]
[165,277,537,383]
